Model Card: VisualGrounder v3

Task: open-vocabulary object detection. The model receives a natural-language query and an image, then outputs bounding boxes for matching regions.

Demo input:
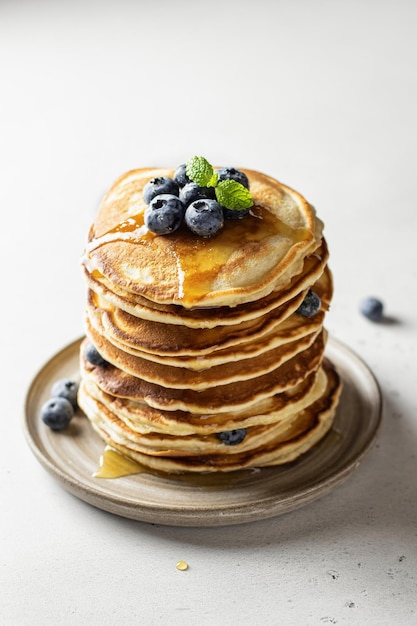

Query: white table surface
[1,1,416,624]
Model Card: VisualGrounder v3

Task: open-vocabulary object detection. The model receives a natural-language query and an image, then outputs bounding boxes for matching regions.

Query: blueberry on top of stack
[143,157,253,237]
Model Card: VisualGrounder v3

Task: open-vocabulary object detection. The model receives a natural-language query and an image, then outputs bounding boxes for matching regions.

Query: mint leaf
[206,172,219,188]
[215,179,253,211]
[185,156,253,211]
[186,156,214,187]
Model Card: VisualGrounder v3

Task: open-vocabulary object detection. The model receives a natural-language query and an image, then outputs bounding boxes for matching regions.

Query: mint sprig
[186,156,218,188]
[185,156,253,211]
[215,179,253,211]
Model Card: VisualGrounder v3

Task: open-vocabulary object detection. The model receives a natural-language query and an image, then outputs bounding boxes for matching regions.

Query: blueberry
[51,378,79,410]
[296,290,321,317]
[360,297,384,322]
[41,397,74,431]
[143,177,179,204]
[185,199,224,237]
[85,343,108,367]
[145,194,184,235]
[179,182,216,207]
[173,164,191,188]
[217,429,247,445]
[223,206,251,220]
[216,167,249,189]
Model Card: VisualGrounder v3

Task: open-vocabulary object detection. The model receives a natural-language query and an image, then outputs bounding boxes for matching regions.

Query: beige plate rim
[23,336,382,527]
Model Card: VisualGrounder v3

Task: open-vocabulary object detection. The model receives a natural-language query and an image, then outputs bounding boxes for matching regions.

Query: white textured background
[1,1,416,624]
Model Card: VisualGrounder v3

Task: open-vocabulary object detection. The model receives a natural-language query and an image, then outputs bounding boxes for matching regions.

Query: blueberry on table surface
[217,429,247,445]
[216,167,249,189]
[41,397,74,431]
[296,290,321,317]
[145,194,184,235]
[85,343,108,367]
[185,199,224,237]
[173,163,191,188]
[143,176,179,204]
[179,182,216,207]
[51,378,79,410]
[360,297,384,322]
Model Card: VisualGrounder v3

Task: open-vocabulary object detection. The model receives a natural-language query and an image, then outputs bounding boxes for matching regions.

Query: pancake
[82,238,330,328]
[83,168,324,309]
[78,162,343,473]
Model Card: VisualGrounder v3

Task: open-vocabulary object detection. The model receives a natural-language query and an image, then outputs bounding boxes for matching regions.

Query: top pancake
[83,168,324,309]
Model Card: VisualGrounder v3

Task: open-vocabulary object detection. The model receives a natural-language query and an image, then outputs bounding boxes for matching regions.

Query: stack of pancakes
[78,167,342,473]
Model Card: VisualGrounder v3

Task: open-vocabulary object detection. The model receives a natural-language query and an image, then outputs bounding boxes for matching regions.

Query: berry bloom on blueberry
[173,163,191,188]
[217,429,247,445]
[51,378,79,410]
[360,297,384,322]
[185,199,224,238]
[145,194,184,235]
[179,182,216,207]
[143,176,179,204]
[41,397,74,431]
[296,290,321,317]
[216,167,249,189]
[85,343,108,367]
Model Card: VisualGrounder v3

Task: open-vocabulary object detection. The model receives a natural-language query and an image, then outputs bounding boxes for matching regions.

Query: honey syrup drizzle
[94,446,147,478]
[86,211,149,254]
[94,446,259,486]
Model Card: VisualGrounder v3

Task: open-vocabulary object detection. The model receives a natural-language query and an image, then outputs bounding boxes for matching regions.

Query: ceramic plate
[23,336,382,527]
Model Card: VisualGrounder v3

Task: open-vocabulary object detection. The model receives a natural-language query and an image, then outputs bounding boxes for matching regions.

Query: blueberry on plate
[217,429,247,445]
[51,378,79,410]
[173,163,191,188]
[216,167,249,189]
[296,290,321,317]
[85,343,108,367]
[41,397,74,431]
[185,199,224,237]
[143,176,179,204]
[145,194,184,235]
[360,297,384,322]
[179,182,216,207]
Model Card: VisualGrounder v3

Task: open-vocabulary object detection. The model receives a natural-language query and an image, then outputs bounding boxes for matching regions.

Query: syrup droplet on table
[176,561,189,571]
